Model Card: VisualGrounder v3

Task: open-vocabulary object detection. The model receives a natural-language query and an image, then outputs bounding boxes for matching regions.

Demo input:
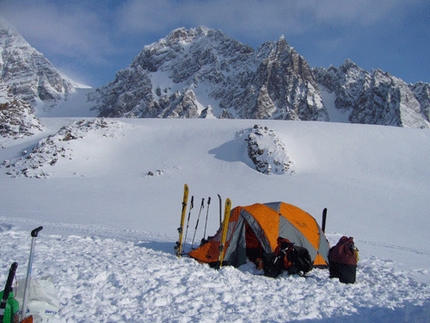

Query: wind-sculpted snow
[0,225,429,323]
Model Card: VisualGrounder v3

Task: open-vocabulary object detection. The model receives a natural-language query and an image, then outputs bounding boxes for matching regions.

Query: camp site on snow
[175,184,358,282]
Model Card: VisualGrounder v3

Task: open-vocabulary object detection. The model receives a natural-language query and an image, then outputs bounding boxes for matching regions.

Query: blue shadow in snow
[208,138,254,168]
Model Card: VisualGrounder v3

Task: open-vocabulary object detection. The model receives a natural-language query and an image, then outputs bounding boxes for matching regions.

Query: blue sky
[1,0,429,87]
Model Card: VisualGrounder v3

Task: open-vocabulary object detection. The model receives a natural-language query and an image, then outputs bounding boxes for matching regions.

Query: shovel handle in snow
[21,226,43,322]
[0,262,18,321]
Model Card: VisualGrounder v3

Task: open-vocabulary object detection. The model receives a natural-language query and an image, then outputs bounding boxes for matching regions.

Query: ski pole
[217,194,222,226]
[191,198,204,248]
[21,226,43,322]
[183,195,194,250]
[0,262,18,322]
[202,197,211,240]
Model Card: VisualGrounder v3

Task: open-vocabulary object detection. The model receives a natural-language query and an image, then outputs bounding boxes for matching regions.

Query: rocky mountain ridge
[88,26,429,128]
[88,26,328,122]
[313,60,430,128]
[0,22,429,129]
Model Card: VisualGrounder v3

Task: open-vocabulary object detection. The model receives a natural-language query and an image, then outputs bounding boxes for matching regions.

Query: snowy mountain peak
[0,17,88,115]
[339,58,360,71]
[2,20,428,128]
[90,26,328,121]
[165,26,212,44]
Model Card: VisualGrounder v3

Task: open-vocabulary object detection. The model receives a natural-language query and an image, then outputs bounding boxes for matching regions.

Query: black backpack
[288,246,313,275]
[263,238,313,278]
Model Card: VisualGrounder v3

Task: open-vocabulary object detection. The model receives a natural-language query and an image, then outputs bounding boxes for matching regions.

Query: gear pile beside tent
[185,198,331,273]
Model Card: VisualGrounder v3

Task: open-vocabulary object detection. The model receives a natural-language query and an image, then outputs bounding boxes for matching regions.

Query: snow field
[1,117,430,322]
[0,226,429,323]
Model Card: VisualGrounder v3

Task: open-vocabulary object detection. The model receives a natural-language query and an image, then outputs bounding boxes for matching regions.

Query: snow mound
[2,118,124,178]
[0,99,43,139]
[240,124,292,174]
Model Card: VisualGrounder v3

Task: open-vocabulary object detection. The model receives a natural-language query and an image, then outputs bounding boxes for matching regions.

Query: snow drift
[1,117,430,322]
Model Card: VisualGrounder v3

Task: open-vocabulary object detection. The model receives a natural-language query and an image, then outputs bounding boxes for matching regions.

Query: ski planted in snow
[217,194,222,226]
[183,195,194,251]
[175,184,189,257]
[321,208,327,233]
[217,198,232,268]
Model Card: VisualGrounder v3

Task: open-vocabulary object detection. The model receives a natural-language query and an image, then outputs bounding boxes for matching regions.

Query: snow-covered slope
[0,118,429,322]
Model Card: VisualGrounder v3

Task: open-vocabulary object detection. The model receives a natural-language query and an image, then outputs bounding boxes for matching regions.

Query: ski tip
[225,198,231,206]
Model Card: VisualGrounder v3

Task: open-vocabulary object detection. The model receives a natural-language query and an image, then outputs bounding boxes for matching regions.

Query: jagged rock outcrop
[0,98,43,138]
[2,118,122,178]
[240,124,292,175]
[313,60,430,128]
[411,82,430,123]
[0,18,80,110]
[89,27,328,121]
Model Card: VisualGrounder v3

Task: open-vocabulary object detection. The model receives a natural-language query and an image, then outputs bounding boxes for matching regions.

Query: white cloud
[1,0,427,85]
[1,0,115,65]
[2,0,422,60]
[115,0,419,41]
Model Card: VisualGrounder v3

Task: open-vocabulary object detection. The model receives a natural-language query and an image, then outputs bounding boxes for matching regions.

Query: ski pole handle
[31,226,43,237]
[22,226,43,321]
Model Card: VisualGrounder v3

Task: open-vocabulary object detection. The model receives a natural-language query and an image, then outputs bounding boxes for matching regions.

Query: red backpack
[329,236,359,283]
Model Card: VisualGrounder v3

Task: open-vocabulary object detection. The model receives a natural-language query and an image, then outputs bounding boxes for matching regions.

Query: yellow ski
[217,198,232,268]
[175,184,189,257]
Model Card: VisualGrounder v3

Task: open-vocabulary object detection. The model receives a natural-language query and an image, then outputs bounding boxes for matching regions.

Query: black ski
[0,262,18,322]
[322,208,327,233]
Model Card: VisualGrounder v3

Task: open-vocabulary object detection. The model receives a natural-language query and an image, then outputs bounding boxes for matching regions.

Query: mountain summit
[1,22,429,128]
[88,26,328,122]
[88,26,429,128]
[0,18,86,113]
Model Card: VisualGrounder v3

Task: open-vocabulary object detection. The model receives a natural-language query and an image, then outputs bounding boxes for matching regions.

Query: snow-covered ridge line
[1,22,429,128]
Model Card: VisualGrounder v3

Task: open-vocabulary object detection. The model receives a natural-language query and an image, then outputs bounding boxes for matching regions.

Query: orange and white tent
[188,202,330,268]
